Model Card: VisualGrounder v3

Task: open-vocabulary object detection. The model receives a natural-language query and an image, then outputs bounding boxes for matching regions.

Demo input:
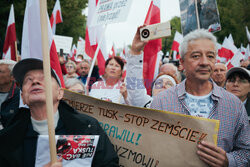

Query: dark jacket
[78,65,100,89]
[0,100,119,167]
[0,82,20,127]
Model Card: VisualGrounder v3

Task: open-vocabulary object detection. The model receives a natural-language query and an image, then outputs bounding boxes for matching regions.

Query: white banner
[54,35,73,54]
[90,0,132,26]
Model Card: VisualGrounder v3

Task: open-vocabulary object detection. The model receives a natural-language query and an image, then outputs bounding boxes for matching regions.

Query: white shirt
[185,92,214,118]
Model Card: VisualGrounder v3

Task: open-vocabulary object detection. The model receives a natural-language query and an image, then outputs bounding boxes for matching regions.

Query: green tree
[215,0,250,47]
[162,16,182,55]
[0,0,87,55]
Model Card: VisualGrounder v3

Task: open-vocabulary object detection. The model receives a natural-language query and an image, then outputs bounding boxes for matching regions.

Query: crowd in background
[0,28,249,166]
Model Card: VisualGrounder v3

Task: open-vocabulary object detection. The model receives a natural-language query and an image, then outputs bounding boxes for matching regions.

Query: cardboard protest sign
[90,0,132,26]
[53,35,73,54]
[179,0,221,36]
[35,135,99,166]
[63,90,219,167]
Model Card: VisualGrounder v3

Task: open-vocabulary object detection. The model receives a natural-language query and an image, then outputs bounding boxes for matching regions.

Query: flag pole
[85,24,107,94]
[39,0,57,164]
[15,41,18,61]
[194,0,201,29]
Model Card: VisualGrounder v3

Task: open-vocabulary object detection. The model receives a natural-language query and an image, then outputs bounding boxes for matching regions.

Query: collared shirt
[150,79,250,167]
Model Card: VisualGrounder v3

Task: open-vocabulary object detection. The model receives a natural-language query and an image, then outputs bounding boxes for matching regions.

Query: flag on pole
[246,26,250,42]
[85,0,108,75]
[2,4,17,61]
[109,44,116,57]
[226,51,244,69]
[22,0,65,87]
[50,0,63,34]
[143,0,162,95]
[70,44,77,61]
[171,31,183,60]
[218,37,237,62]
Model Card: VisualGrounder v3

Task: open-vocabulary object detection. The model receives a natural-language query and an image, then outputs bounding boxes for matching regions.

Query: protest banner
[90,0,132,27]
[179,0,221,36]
[35,135,99,166]
[53,35,73,54]
[63,90,219,167]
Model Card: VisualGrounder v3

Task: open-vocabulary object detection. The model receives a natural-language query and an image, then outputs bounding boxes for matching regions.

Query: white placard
[77,39,85,55]
[54,35,73,54]
[90,0,132,26]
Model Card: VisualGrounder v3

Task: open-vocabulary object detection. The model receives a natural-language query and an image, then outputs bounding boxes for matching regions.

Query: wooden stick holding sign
[39,0,57,164]
[84,25,107,95]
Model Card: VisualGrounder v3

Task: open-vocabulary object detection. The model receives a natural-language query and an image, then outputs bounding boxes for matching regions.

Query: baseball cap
[226,67,250,80]
[13,58,61,88]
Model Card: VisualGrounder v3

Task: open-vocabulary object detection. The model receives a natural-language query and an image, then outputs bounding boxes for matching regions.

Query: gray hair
[179,29,217,60]
[0,59,17,75]
[65,78,85,90]
[65,60,77,69]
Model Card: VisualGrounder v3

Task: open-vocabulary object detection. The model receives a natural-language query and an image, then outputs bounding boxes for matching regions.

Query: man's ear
[57,88,64,101]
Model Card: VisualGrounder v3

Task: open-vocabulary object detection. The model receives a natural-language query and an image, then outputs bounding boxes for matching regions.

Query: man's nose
[199,55,209,65]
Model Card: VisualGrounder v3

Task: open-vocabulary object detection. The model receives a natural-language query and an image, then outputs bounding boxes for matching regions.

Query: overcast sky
[104,0,181,50]
[83,0,181,52]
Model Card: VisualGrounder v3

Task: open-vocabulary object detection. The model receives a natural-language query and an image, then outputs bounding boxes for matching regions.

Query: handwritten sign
[63,90,219,167]
[90,0,132,26]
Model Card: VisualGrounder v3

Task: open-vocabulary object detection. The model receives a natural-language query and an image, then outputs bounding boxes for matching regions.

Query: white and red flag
[171,31,183,60]
[50,0,63,34]
[2,4,17,61]
[226,51,244,69]
[143,0,161,95]
[70,44,77,61]
[218,37,237,62]
[109,44,116,57]
[85,0,108,75]
[22,0,65,87]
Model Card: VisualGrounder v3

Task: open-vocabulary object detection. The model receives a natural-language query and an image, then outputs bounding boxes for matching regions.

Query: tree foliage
[162,0,250,55]
[0,0,87,55]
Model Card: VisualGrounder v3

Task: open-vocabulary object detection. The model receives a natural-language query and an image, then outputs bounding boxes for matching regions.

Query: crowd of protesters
[0,28,249,166]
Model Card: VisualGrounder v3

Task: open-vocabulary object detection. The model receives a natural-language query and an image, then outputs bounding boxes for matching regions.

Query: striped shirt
[151,79,250,167]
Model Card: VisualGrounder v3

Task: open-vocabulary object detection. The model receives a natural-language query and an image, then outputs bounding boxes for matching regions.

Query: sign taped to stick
[90,0,132,26]
[63,90,219,167]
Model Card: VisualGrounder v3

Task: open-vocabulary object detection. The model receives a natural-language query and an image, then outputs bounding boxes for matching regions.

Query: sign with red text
[90,0,132,26]
[63,90,219,167]
[35,135,99,167]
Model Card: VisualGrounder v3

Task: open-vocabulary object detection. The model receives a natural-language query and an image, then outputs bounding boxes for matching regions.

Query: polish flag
[240,44,246,55]
[226,50,244,69]
[70,44,77,61]
[85,0,108,75]
[22,0,65,87]
[2,4,17,61]
[218,37,237,62]
[171,31,183,60]
[216,42,226,63]
[246,26,250,42]
[109,44,116,57]
[50,0,63,34]
[143,0,161,95]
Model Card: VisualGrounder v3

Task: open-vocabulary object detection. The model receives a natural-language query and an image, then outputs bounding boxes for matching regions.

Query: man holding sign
[0,58,119,166]
[150,29,249,166]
